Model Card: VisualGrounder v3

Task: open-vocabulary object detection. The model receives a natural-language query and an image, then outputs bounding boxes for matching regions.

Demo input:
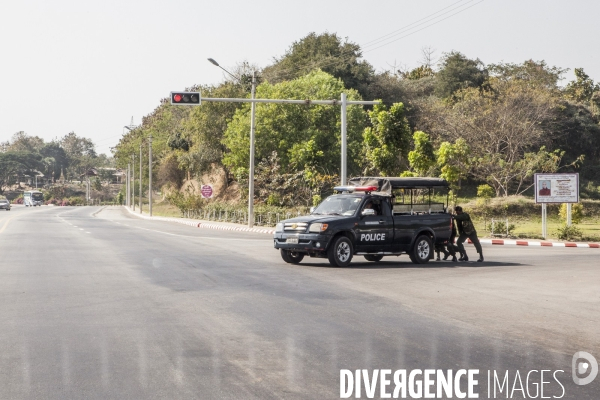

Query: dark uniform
[454,210,484,262]
[435,219,462,261]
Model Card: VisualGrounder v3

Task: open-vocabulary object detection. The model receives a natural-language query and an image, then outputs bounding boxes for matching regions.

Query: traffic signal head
[170,92,201,105]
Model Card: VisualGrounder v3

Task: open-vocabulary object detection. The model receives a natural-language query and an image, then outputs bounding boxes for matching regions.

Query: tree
[180,82,247,178]
[60,132,98,180]
[435,138,470,188]
[435,51,488,99]
[40,142,68,181]
[401,65,435,81]
[262,32,374,98]
[407,131,436,176]
[6,131,45,153]
[431,81,560,195]
[223,70,367,178]
[564,68,600,103]
[0,152,44,194]
[488,60,566,91]
[362,103,412,176]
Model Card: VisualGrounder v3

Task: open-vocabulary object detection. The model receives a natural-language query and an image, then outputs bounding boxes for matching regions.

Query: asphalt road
[0,205,598,399]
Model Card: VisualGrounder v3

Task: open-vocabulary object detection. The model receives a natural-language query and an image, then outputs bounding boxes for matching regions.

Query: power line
[361,0,472,48]
[265,0,485,81]
[364,1,486,53]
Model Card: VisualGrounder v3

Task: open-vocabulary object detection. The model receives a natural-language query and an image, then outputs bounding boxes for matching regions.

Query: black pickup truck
[273,177,453,267]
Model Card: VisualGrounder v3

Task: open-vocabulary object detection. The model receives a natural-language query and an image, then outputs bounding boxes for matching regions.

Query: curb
[122,207,598,247]
[474,238,599,249]
[123,206,275,235]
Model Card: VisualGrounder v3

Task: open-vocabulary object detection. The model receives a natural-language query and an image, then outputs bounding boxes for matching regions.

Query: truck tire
[327,236,353,267]
[411,235,432,264]
[364,254,384,262]
[280,249,304,264]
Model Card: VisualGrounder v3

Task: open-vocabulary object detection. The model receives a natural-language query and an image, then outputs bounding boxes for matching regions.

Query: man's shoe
[477,255,484,262]
[452,256,458,262]
[442,252,450,261]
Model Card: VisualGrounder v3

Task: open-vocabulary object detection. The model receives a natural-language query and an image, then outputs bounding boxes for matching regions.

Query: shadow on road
[298,260,527,269]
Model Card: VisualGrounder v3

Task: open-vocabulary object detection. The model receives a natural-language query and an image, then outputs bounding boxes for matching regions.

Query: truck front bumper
[273,232,332,254]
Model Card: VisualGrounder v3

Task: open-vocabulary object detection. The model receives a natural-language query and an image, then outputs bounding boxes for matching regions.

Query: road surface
[0,206,597,399]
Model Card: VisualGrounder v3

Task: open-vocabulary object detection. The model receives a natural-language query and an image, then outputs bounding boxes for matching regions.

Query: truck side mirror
[361,208,376,216]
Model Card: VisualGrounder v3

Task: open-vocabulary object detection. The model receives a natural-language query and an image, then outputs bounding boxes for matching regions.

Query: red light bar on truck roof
[333,185,378,193]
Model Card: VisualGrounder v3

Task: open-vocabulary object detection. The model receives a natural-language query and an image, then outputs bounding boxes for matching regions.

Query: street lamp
[208,58,240,81]
[209,58,257,228]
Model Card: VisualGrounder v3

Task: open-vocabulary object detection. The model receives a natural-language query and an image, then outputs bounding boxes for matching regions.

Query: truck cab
[273,177,452,267]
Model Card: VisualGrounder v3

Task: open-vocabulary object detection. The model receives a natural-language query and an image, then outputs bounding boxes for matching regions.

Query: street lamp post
[248,71,257,227]
[148,135,153,217]
[131,154,135,211]
[205,58,378,227]
[139,143,143,214]
[209,58,258,227]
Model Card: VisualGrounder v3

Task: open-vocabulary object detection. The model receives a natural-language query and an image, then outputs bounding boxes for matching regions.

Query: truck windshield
[312,195,362,216]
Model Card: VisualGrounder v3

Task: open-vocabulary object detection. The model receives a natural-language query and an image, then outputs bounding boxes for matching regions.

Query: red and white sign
[200,184,213,198]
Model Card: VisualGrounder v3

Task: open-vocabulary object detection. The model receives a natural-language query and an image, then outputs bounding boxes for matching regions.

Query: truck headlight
[275,223,284,232]
[308,223,328,233]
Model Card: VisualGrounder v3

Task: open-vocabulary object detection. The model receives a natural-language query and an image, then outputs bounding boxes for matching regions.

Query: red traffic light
[170,92,201,105]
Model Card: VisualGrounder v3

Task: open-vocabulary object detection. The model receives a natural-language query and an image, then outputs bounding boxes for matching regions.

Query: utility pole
[341,92,347,185]
[131,154,135,211]
[248,71,257,228]
[148,135,153,217]
[126,163,130,207]
[139,143,143,214]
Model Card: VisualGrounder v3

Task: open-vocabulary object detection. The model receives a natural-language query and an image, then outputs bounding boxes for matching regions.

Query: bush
[555,224,583,241]
[558,203,583,224]
[486,219,516,237]
[477,184,495,199]
[312,194,322,207]
[266,193,281,206]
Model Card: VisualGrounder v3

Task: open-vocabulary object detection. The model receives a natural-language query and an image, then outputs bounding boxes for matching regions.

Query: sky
[0,0,598,156]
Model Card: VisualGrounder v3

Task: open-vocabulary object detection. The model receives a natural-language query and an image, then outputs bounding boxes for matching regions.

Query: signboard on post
[200,184,213,199]
[534,173,579,203]
[535,173,579,239]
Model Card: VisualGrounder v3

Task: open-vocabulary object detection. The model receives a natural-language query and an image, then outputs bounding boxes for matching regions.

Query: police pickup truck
[273,177,452,267]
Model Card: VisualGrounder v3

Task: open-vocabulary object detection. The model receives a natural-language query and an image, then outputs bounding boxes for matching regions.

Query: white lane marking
[86,232,91,234]
[111,222,264,241]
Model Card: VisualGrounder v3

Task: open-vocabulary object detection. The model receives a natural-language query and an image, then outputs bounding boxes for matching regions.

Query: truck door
[355,198,394,252]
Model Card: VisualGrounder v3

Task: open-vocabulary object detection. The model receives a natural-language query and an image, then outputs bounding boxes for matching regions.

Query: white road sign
[535,173,579,203]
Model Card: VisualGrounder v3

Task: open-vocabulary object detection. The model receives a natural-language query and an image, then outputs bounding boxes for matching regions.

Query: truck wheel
[364,254,383,262]
[411,235,432,264]
[280,249,304,264]
[327,236,353,267]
